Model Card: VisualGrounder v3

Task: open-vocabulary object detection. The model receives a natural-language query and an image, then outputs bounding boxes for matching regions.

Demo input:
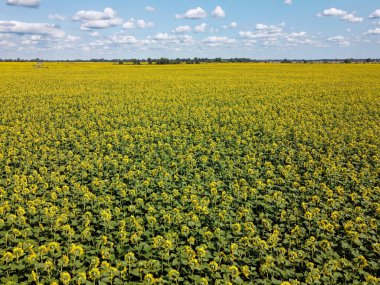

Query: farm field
[0,62,379,284]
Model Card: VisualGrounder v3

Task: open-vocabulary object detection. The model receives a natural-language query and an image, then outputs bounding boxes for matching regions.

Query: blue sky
[0,0,379,59]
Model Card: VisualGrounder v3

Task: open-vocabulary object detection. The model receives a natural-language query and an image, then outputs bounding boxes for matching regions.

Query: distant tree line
[126,57,255,65]
[0,57,378,64]
[117,57,380,65]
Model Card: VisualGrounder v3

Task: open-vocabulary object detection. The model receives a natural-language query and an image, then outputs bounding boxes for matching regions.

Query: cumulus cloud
[0,40,16,47]
[110,33,138,44]
[21,34,41,45]
[212,6,225,18]
[172,25,191,34]
[365,27,380,35]
[289,31,306,37]
[256,23,284,33]
[73,7,123,30]
[90,31,100,37]
[145,6,155,12]
[239,23,286,40]
[317,8,363,23]
[123,18,154,29]
[369,9,380,19]
[0,20,65,38]
[328,35,345,41]
[153,33,176,41]
[80,19,123,30]
[223,22,237,29]
[65,35,80,42]
[134,19,154,28]
[194,23,207,32]
[6,0,40,8]
[284,0,292,5]
[238,22,315,48]
[340,14,363,23]
[318,8,346,17]
[180,35,194,44]
[73,7,116,22]
[328,35,350,46]
[230,22,238,28]
[48,14,65,21]
[122,20,135,29]
[239,31,255,39]
[175,7,207,19]
[202,36,235,46]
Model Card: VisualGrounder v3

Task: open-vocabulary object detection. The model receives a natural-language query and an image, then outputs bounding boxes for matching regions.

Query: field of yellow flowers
[0,62,379,284]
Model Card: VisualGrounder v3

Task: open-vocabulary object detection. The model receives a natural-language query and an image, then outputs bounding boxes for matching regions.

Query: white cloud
[239,23,315,48]
[123,18,154,29]
[202,36,235,46]
[73,7,123,30]
[6,0,40,8]
[111,34,138,44]
[212,6,225,18]
[180,35,194,44]
[239,23,285,40]
[317,8,363,23]
[328,35,350,46]
[223,22,237,29]
[285,37,312,46]
[365,27,380,35]
[194,23,207,32]
[80,19,123,30]
[0,40,16,47]
[21,34,41,45]
[0,33,11,39]
[0,20,65,38]
[48,14,65,21]
[318,8,346,17]
[256,23,283,33]
[145,6,155,12]
[255,23,267,30]
[73,7,116,21]
[341,14,363,23]
[87,39,111,48]
[136,19,154,28]
[239,31,254,39]
[122,19,135,29]
[369,10,380,19]
[65,35,80,42]
[153,33,176,41]
[284,0,292,5]
[230,22,238,28]
[175,7,207,19]
[328,35,345,41]
[289,31,306,37]
[90,31,100,37]
[173,25,192,34]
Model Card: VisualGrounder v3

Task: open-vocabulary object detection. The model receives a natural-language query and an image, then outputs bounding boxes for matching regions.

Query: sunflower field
[0,62,379,285]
